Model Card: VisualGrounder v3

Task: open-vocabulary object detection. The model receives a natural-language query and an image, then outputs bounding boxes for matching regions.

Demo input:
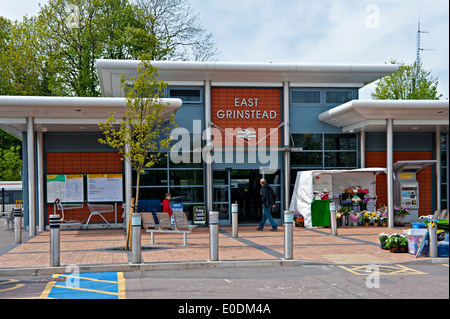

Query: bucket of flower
[379,233,389,250]
[385,233,408,253]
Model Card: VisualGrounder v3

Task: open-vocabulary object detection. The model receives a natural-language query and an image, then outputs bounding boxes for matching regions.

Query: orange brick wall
[46,152,124,224]
[211,88,282,146]
[366,151,433,216]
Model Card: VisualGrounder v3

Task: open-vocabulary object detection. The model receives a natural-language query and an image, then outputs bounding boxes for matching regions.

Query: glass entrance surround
[213,169,282,225]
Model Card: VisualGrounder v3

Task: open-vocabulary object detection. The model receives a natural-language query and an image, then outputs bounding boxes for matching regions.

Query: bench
[0,210,14,230]
[142,212,197,246]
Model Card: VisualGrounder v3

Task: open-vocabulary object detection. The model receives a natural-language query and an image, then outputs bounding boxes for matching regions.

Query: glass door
[213,170,230,223]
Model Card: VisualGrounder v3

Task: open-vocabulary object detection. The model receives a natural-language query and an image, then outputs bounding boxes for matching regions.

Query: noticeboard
[87,174,123,202]
[193,206,206,225]
[46,174,84,203]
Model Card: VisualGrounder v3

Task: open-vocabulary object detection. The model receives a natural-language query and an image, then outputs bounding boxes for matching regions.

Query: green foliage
[0,146,23,181]
[0,0,173,97]
[372,59,443,100]
[98,56,176,205]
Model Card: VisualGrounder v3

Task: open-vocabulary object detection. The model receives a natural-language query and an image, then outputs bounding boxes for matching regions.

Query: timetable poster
[46,174,84,203]
[87,174,123,202]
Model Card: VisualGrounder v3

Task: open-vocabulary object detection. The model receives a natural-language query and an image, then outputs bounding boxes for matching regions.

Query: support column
[360,131,366,168]
[204,80,213,213]
[37,131,44,232]
[27,117,36,236]
[386,119,394,228]
[125,124,132,230]
[283,82,291,209]
[436,128,442,211]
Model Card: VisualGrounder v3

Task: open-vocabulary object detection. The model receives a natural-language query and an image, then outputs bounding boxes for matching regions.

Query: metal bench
[143,212,196,246]
[85,203,112,229]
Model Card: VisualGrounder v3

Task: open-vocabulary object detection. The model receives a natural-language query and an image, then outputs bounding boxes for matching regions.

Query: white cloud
[1,0,448,98]
[191,0,449,99]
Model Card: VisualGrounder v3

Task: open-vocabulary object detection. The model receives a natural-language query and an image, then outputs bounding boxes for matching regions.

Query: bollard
[13,208,23,244]
[232,203,238,238]
[428,221,438,258]
[49,214,60,267]
[209,211,219,261]
[329,202,338,236]
[284,211,294,260]
[131,213,142,264]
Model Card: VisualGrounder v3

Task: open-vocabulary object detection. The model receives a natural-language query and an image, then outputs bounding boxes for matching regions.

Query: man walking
[257,179,278,231]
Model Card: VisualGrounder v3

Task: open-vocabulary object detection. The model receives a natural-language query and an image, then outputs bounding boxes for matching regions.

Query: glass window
[291,152,323,167]
[291,90,321,104]
[170,88,202,103]
[324,152,357,168]
[325,90,353,104]
[292,134,323,150]
[137,187,168,202]
[214,203,229,220]
[170,170,203,186]
[169,186,204,203]
[324,134,357,150]
[213,185,228,203]
[135,170,168,187]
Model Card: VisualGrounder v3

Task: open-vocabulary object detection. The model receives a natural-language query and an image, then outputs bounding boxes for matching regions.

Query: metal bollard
[428,221,438,258]
[232,203,238,238]
[209,211,219,261]
[131,213,142,264]
[284,211,294,260]
[13,208,23,244]
[329,202,338,236]
[49,214,60,267]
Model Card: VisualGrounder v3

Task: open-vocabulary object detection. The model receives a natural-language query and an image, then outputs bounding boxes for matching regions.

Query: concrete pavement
[0,220,448,276]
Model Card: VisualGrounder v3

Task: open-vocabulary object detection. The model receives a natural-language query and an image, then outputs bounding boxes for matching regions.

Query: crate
[437,241,449,257]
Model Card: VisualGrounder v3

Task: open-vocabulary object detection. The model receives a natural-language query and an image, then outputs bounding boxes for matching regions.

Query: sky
[1,0,449,99]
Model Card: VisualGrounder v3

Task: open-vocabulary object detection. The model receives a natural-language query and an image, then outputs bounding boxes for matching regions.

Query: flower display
[385,233,408,250]
[343,186,369,195]
[293,212,304,227]
[349,212,361,225]
[370,211,380,223]
[394,206,410,217]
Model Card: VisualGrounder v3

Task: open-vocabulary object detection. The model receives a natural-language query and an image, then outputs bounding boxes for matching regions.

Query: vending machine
[393,160,437,222]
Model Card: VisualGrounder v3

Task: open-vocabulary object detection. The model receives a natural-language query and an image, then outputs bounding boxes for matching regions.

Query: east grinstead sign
[211,88,282,146]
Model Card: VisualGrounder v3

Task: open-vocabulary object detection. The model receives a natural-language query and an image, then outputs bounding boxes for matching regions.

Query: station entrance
[213,169,282,225]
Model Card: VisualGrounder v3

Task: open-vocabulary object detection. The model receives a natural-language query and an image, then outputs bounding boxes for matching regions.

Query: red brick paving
[0,225,426,270]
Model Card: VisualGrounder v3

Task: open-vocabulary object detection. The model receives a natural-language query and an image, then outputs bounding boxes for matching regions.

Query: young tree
[371,59,443,100]
[98,56,176,246]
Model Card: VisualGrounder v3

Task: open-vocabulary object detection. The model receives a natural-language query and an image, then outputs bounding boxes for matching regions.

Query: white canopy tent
[289,168,387,228]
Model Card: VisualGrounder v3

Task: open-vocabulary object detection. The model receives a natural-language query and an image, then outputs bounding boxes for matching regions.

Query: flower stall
[289,168,387,228]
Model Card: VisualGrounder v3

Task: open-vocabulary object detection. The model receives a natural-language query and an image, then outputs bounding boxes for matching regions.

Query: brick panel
[46,152,124,224]
[366,151,433,216]
[211,88,282,146]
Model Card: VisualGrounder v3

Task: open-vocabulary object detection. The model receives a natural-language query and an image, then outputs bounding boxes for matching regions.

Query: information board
[87,174,123,202]
[46,174,84,203]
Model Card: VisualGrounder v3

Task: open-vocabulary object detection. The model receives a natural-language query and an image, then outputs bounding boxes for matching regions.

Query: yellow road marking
[52,283,119,296]
[40,281,56,299]
[52,274,118,284]
[0,279,25,293]
[339,264,427,276]
[117,272,126,299]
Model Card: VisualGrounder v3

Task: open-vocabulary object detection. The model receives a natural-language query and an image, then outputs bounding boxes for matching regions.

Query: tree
[371,59,443,100]
[135,0,219,61]
[0,146,23,181]
[98,56,176,247]
[37,0,169,97]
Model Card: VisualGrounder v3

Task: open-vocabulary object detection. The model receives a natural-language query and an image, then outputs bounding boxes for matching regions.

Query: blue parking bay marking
[42,272,126,299]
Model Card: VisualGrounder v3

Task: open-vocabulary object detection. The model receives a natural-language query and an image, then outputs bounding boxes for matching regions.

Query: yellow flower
[371,211,378,217]
[364,212,370,217]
